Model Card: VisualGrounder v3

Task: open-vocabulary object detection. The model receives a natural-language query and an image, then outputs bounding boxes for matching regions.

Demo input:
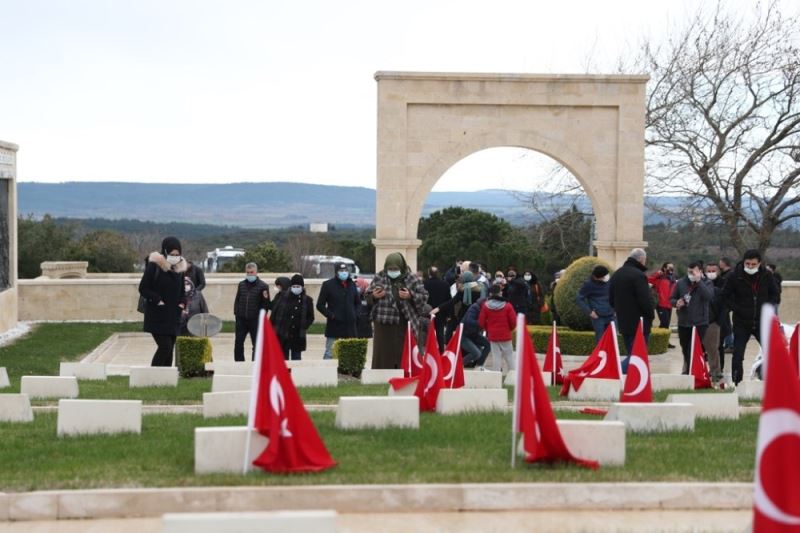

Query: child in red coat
[478,284,517,373]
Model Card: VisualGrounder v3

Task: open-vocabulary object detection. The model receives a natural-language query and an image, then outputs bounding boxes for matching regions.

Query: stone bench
[212,374,253,393]
[59,362,107,381]
[162,510,337,533]
[0,367,9,389]
[290,366,337,387]
[556,420,626,466]
[202,391,250,418]
[736,380,764,401]
[666,393,740,420]
[129,366,178,388]
[436,388,508,415]
[205,362,253,375]
[194,427,269,474]
[335,396,419,429]
[604,402,695,433]
[0,393,34,422]
[360,368,404,385]
[20,376,79,400]
[504,370,553,386]
[567,378,621,402]
[387,379,418,397]
[57,399,142,437]
[464,370,503,389]
[651,374,694,392]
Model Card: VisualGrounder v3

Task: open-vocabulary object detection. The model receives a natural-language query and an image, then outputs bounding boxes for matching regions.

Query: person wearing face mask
[139,236,188,366]
[648,263,677,346]
[503,269,530,317]
[670,261,714,375]
[316,263,361,359]
[179,278,210,336]
[722,249,779,385]
[233,262,271,362]
[576,265,615,343]
[522,271,544,325]
[366,253,428,369]
[703,262,725,385]
[270,274,315,361]
[609,249,655,368]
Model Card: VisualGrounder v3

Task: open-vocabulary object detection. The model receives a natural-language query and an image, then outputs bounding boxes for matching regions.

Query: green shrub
[528,326,670,356]
[553,256,614,331]
[175,336,212,378]
[333,338,368,378]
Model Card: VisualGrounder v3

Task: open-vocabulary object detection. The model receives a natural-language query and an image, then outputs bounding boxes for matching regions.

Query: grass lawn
[0,410,757,492]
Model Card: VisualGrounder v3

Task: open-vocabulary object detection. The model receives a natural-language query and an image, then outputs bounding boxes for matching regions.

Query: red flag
[400,322,423,378]
[413,325,445,411]
[515,318,599,469]
[560,323,621,396]
[790,323,800,378]
[543,322,564,385]
[753,313,800,531]
[690,326,712,389]
[621,321,653,403]
[251,315,336,473]
[442,324,465,389]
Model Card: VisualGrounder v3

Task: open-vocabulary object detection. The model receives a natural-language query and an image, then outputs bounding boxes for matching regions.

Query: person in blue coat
[576,265,615,342]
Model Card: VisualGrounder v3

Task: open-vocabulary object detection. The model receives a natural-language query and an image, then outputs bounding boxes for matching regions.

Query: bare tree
[642,1,800,255]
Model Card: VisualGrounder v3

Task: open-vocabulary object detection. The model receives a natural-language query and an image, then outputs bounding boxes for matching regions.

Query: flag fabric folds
[560,323,621,396]
[689,326,712,389]
[621,320,653,403]
[442,324,465,389]
[400,322,423,378]
[413,325,445,411]
[543,321,564,385]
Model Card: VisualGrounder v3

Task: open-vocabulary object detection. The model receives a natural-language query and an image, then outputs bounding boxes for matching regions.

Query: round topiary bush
[553,256,614,331]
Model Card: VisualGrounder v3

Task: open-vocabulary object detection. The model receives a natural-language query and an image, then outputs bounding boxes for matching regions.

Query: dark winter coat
[504,278,530,314]
[270,291,315,351]
[233,277,270,320]
[461,298,486,337]
[317,276,360,338]
[722,263,779,331]
[670,276,714,328]
[707,276,725,325]
[424,276,452,309]
[608,257,655,337]
[139,251,187,336]
[576,278,614,318]
[185,263,206,291]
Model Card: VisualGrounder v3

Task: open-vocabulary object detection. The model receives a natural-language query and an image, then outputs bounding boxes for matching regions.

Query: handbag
[137,267,160,313]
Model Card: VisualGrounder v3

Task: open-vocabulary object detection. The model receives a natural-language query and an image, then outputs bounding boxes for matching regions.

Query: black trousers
[234,316,259,361]
[732,324,760,384]
[656,307,672,329]
[677,325,707,374]
[151,334,176,367]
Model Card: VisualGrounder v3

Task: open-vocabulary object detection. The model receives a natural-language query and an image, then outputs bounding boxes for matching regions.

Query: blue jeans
[591,315,613,343]
[324,337,336,360]
[462,334,491,367]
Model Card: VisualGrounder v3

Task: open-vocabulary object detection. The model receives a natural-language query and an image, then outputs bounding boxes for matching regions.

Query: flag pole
[551,321,557,386]
[407,322,412,376]
[511,313,525,468]
[760,304,775,382]
[243,308,267,475]
[611,320,623,381]
[452,324,463,389]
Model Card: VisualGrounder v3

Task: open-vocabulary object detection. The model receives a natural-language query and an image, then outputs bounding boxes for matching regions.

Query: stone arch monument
[373,72,649,271]
[0,140,18,334]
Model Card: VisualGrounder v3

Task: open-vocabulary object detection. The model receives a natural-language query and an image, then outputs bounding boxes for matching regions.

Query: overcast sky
[1,0,788,192]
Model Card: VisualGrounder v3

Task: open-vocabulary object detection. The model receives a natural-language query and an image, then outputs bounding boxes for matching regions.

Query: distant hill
[17,181,693,228]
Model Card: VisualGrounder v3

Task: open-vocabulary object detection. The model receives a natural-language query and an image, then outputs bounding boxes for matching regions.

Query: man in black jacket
[609,248,655,370]
[424,266,451,351]
[316,262,360,359]
[722,249,779,385]
[233,262,271,361]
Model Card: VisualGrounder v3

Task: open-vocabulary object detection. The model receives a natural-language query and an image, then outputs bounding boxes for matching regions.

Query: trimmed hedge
[528,326,671,356]
[553,256,614,331]
[333,338,368,378]
[175,336,212,377]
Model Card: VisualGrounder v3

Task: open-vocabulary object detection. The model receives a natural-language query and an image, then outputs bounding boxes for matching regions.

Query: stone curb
[0,483,753,521]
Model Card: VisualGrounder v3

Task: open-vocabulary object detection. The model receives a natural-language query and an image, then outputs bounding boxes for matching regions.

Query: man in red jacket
[648,262,676,346]
[478,284,517,374]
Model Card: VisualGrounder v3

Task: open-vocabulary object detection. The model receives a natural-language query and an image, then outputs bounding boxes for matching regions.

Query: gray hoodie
[670,276,714,328]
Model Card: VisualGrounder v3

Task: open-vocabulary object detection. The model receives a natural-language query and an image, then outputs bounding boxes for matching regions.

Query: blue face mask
[337,271,349,281]
[290,286,302,295]
[246,275,257,283]
[387,270,401,279]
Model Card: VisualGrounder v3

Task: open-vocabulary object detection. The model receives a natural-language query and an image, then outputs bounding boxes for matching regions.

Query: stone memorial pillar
[0,141,18,334]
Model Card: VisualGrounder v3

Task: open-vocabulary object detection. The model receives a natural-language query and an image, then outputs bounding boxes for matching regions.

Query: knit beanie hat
[290,274,305,287]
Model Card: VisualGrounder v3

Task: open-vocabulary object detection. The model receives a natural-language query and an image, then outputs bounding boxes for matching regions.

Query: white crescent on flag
[624,355,649,397]
[754,408,800,525]
[269,376,293,438]
[424,353,439,393]
[412,346,422,369]
[589,350,608,376]
[443,350,456,381]
[529,376,541,442]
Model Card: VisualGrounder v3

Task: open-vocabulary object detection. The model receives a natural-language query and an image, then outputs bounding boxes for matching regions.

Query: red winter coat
[478,298,517,342]
[647,271,675,310]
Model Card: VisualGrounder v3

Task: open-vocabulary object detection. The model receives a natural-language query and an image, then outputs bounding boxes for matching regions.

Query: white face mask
[166,255,181,265]
[602,274,610,283]
[495,277,504,283]
[706,272,717,281]
[184,285,192,293]
[290,286,302,295]
[744,266,759,275]
[524,275,532,282]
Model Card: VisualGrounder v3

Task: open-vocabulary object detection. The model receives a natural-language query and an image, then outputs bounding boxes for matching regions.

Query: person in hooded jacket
[270,274,315,360]
[271,276,291,308]
[138,236,188,366]
[478,284,517,374]
[179,277,209,336]
[722,249,779,384]
[576,265,614,342]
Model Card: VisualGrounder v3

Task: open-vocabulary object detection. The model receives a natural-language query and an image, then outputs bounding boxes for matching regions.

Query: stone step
[57,399,142,437]
[335,396,419,430]
[162,510,337,533]
[20,376,79,400]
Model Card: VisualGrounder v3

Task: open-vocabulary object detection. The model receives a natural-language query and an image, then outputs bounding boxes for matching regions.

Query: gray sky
[0,0,782,191]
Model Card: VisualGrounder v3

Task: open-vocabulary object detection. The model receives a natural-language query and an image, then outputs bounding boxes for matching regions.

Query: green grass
[0,411,757,492]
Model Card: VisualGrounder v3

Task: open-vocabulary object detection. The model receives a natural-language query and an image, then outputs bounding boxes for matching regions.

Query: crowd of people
[139,236,783,387]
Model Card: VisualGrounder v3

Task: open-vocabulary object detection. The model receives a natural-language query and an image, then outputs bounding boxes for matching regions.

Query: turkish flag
[413,324,445,411]
[400,322,423,377]
[690,326,712,389]
[790,323,800,378]
[621,321,653,403]
[514,314,599,469]
[250,312,336,473]
[442,324,465,389]
[560,322,621,396]
[543,322,564,385]
[753,312,800,531]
